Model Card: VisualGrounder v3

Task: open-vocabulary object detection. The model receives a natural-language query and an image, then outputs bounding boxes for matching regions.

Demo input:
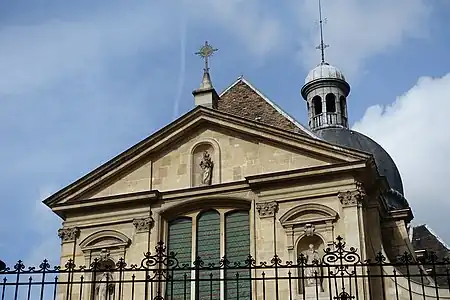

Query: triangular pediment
[43,106,370,208]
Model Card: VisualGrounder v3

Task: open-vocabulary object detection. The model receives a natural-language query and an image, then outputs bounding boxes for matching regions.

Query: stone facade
[43,84,447,299]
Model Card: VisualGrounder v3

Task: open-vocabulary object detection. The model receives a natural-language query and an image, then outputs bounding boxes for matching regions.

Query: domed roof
[314,127,407,208]
[305,62,346,85]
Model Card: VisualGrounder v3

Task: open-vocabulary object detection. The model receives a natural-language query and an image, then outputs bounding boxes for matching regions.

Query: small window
[312,96,322,116]
[326,93,336,113]
[340,96,347,116]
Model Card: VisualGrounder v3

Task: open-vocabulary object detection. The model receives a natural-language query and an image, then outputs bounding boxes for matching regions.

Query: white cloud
[292,0,432,80]
[353,74,450,240]
[0,2,174,95]
[183,0,285,60]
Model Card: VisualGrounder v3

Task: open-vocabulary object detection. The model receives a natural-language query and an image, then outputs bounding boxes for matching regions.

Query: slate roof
[411,224,450,287]
[218,77,316,138]
[314,127,406,208]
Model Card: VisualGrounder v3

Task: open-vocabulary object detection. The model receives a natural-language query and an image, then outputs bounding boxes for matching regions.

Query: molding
[384,208,414,223]
[43,106,371,208]
[256,201,278,218]
[279,203,339,226]
[52,191,160,219]
[247,160,368,189]
[58,227,80,243]
[161,181,249,202]
[79,230,131,252]
[162,196,251,220]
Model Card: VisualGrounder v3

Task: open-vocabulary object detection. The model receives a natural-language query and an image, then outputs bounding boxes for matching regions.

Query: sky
[1,0,450,269]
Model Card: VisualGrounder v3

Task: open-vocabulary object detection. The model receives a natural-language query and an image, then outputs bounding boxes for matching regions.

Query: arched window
[312,96,322,115]
[225,211,251,299]
[326,93,336,113]
[339,96,347,116]
[166,208,251,299]
[167,217,193,299]
[197,210,221,299]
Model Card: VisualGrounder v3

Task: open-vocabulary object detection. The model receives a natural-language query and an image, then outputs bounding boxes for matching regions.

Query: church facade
[42,46,450,300]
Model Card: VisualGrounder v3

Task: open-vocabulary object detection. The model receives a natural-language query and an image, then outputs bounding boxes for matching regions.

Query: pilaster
[338,184,366,256]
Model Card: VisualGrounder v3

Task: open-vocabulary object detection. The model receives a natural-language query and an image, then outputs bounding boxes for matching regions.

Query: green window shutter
[167,217,192,300]
[197,210,220,300]
[225,210,251,300]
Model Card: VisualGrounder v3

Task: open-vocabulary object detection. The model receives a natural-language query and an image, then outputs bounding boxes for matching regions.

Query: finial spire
[192,41,219,109]
[316,0,329,64]
[195,41,218,89]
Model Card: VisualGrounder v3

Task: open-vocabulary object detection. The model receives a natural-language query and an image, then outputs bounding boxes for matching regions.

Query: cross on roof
[316,0,329,64]
[195,41,218,72]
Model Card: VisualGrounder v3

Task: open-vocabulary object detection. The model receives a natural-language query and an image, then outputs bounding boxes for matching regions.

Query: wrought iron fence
[1,236,449,300]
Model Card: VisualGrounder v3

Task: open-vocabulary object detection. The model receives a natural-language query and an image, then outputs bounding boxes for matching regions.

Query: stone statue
[199,150,213,185]
[304,244,321,286]
[97,272,113,300]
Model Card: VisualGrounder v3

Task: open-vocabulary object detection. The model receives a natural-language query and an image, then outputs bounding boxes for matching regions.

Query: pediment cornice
[43,106,372,209]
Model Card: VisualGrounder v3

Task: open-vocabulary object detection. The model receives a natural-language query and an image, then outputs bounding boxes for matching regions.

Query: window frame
[166,208,252,300]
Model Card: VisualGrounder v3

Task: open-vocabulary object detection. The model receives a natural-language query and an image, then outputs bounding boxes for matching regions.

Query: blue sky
[1,0,450,268]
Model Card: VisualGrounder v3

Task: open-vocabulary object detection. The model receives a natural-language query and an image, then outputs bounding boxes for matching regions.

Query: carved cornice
[338,186,366,207]
[256,201,278,218]
[133,216,155,233]
[58,227,80,243]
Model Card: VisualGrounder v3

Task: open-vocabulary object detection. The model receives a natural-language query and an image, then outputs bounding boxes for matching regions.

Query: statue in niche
[97,272,114,300]
[199,150,214,185]
[303,244,321,286]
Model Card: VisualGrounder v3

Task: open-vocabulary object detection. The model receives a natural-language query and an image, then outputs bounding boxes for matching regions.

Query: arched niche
[79,230,131,300]
[279,203,338,254]
[79,229,131,264]
[189,139,221,187]
[296,234,326,295]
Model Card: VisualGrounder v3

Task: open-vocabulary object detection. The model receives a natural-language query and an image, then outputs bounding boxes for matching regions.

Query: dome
[314,127,408,209]
[305,63,346,85]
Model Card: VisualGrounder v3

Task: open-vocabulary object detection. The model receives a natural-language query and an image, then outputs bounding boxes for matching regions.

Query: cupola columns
[301,64,350,131]
[301,0,350,131]
[193,41,219,109]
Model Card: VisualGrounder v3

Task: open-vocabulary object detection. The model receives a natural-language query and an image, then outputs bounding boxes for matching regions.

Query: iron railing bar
[79,275,84,300]
[1,277,5,300]
[53,276,58,300]
[353,265,359,300]
[26,276,32,300]
[131,274,135,300]
[393,269,399,300]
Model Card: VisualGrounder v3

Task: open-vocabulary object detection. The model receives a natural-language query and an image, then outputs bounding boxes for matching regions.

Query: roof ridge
[219,76,317,138]
[423,224,450,251]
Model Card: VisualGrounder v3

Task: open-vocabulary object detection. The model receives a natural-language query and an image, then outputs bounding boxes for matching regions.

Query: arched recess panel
[197,210,220,299]
[326,93,336,112]
[225,210,251,299]
[167,217,192,299]
[312,96,322,115]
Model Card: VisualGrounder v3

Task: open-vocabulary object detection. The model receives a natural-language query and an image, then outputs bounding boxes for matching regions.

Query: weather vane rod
[316,0,329,64]
[195,41,218,72]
